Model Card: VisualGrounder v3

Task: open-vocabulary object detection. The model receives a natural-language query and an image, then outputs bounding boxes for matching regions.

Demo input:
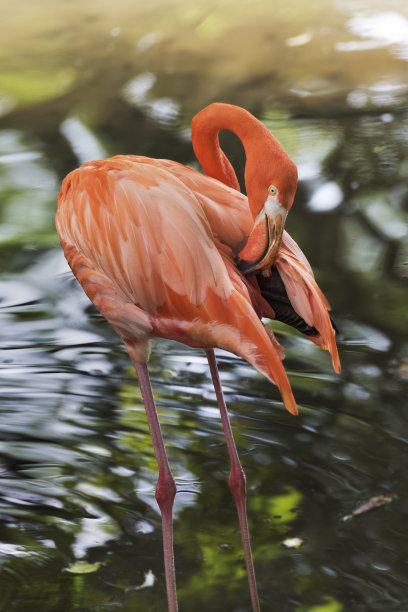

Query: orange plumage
[57,150,339,416]
[56,103,341,611]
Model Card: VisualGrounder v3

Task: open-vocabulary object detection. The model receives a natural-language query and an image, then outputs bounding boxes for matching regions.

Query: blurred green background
[0,1,407,611]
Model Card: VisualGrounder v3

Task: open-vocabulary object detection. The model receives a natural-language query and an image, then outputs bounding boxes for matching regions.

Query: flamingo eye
[268,184,278,196]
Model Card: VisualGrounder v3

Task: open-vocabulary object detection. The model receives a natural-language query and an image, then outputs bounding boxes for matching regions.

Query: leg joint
[229,465,246,502]
[156,472,177,513]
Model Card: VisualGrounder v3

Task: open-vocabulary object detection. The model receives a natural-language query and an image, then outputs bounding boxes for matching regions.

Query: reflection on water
[1,1,408,610]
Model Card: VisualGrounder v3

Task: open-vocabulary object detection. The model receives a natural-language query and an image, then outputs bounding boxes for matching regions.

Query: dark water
[1,2,408,611]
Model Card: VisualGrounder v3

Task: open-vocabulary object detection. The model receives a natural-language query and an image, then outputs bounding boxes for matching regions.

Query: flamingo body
[57,155,339,417]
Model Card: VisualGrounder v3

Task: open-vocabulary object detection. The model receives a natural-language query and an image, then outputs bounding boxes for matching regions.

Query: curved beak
[236,203,287,276]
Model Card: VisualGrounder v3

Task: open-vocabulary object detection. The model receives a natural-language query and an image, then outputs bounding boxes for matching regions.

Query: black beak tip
[236,257,256,276]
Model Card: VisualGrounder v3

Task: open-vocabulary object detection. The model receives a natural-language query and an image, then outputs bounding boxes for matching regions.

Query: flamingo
[56,103,340,611]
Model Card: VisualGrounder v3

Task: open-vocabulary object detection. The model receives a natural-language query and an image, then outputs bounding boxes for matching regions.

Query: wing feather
[281,230,314,277]
[58,158,234,315]
[276,247,340,373]
[149,158,251,250]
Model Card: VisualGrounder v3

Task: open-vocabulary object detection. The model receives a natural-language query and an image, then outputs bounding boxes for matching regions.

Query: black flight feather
[256,267,319,337]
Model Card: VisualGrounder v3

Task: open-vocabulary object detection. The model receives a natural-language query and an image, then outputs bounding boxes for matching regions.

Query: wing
[57,156,297,414]
[276,237,341,374]
[57,157,234,313]
[140,157,251,252]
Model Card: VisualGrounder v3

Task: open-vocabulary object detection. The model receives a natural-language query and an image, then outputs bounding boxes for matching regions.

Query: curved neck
[191,103,278,192]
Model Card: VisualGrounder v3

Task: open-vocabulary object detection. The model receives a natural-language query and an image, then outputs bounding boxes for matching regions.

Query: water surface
[0,1,408,610]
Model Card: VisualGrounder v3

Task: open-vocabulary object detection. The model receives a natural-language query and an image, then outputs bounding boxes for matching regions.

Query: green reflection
[261,486,302,526]
[65,561,102,574]
[0,68,76,106]
[297,596,344,612]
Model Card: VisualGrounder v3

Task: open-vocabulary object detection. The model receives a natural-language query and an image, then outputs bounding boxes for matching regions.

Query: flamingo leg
[206,349,261,612]
[134,363,178,612]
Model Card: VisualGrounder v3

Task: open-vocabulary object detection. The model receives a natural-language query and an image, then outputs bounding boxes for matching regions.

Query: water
[1,1,408,610]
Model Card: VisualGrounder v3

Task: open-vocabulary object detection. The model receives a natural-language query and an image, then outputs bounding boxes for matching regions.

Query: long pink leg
[134,363,178,612]
[206,349,260,612]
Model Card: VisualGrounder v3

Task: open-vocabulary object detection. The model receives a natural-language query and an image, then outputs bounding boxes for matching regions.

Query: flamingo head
[237,152,298,275]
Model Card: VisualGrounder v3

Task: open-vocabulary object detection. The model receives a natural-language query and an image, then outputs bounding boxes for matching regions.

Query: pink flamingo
[56,103,340,611]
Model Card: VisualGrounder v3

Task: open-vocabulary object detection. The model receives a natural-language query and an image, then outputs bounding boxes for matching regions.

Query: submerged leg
[206,349,260,612]
[134,362,178,612]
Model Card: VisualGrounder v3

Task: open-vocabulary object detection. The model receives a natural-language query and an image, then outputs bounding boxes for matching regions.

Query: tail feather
[153,283,298,415]
[211,288,299,415]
